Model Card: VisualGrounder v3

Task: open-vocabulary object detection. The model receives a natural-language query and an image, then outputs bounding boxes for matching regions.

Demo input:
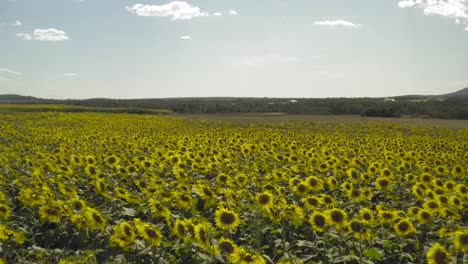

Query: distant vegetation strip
[0,104,172,115]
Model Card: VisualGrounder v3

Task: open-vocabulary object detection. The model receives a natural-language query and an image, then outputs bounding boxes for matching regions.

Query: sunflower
[38,203,62,223]
[235,174,249,186]
[426,243,450,264]
[302,195,321,210]
[214,207,241,231]
[293,182,309,197]
[217,237,238,255]
[358,208,374,224]
[309,211,327,232]
[110,221,136,248]
[104,155,120,167]
[378,210,395,224]
[85,208,107,231]
[194,222,211,250]
[456,184,468,197]
[320,194,336,208]
[230,246,266,264]
[346,168,359,182]
[134,219,162,247]
[175,192,193,209]
[451,164,464,177]
[305,176,324,192]
[348,220,371,240]
[393,219,415,236]
[256,192,274,209]
[416,209,433,224]
[0,203,11,219]
[196,184,216,201]
[327,177,339,189]
[173,218,188,241]
[423,200,441,213]
[375,177,391,191]
[449,196,462,209]
[326,208,348,229]
[453,230,468,252]
[216,173,231,185]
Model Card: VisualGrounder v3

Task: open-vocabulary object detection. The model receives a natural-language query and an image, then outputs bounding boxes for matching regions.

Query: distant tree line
[2,95,467,119]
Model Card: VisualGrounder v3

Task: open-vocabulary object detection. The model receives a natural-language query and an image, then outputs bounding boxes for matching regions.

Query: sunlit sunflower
[393,219,415,236]
[110,221,136,248]
[215,207,241,231]
[85,208,106,231]
[195,222,211,250]
[453,230,468,252]
[230,246,266,264]
[217,237,238,255]
[348,220,371,240]
[0,204,11,219]
[426,243,450,264]
[173,218,188,241]
[416,209,433,224]
[305,175,324,192]
[358,208,374,224]
[456,184,468,197]
[256,192,274,209]
[104,155,120,167]
[326,208,348,230]
[423,200,441,213]
[302,195,321,210]
[38,203,62,223]
[375,177,391,191]
[327,176,339,189]
[293,182,309,197]
[309,211,327,232]
[320,194,336,208]
[134,219,163,247]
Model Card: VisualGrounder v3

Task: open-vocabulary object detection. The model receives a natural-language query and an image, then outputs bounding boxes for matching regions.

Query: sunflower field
[0,112,467,264]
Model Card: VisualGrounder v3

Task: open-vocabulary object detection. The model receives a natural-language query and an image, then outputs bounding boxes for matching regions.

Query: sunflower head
[426,243,451,264]
[214,207,241,231]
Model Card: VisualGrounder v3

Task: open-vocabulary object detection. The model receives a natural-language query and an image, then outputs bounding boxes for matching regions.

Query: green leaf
[364,248,382,261]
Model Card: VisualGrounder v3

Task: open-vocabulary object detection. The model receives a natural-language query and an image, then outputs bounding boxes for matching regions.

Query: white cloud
[0,68,22,81]
[228,10,238,15]
[63,73,77,77]
[465,26,468,30]
[398,0,468,23]
[0,68,22,76]
[126,1,209,20]
[213,12,223,16]
[16,32,32,40]
[12,20,22,27]
[180,35,192,40]
[314,20,359,27]
[33,28,69,42]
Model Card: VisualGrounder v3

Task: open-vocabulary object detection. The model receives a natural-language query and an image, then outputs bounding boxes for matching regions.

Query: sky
[1,0,468,99]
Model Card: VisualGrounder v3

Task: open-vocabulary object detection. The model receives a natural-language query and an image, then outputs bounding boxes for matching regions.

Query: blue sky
[1,0,467,99]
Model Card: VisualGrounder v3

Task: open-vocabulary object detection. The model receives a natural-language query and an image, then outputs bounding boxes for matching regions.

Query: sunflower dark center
[421,212,430,219]
[309,179,318,186]
[108,157,116,164]
[434,251,447,264]
[203,188,213,196]
[363,213,371,220]
[460,234,468,245]
[242,255,254,262]
[351,221,362,232]
[221,212,235,225]
[145,228,158,238]
[307,198,318,206]
[259,194,270,204]
[331,211,344,222]
[219,241,234,254]
[199,229,207,242]
[314,215,325,226]
[124,225,131,235]
[379,179,389,187]
[92,213,103,223]
[398,222,409,232]
[177,224,186,235]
